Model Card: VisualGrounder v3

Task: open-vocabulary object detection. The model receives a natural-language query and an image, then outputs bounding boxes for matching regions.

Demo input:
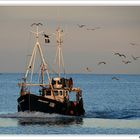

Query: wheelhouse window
[54,91,58,96]
[59,90,63,96]
[46,90,51,96]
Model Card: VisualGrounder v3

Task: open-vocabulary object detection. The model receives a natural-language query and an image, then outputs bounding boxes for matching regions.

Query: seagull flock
[86,50,139,80]
[85,51,140,80]
[77,24,140,80]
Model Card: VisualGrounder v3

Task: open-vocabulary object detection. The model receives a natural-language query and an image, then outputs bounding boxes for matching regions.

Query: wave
[85,109,140,120]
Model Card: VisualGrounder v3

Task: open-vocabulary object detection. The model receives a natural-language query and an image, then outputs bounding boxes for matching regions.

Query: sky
[0,6,140,74]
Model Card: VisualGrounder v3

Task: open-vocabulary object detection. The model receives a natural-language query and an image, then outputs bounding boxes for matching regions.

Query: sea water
[0,73,140,135]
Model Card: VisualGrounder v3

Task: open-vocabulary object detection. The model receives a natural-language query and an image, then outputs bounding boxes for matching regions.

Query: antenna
[53,27,65,78]
[50,8,66,77]
[30,22,43,41]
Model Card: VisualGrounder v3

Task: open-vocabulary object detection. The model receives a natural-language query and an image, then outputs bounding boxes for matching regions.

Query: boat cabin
[41,88,69,103]
[40,77,82,104]
[51,77,73,89]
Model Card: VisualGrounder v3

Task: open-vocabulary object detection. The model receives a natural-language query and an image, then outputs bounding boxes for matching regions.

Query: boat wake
[0,107,139,127]
[1,108,140,120]
[0,111,64,118]
[0,112,83,126]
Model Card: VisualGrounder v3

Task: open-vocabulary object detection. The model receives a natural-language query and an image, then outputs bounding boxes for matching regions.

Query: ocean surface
[0,73,140,135]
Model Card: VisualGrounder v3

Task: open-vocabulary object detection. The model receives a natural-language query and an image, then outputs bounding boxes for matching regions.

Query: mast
[54,27,65,78]
[24,23,52,87]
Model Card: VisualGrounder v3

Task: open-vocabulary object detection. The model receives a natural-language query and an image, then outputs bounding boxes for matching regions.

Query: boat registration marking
[38,99,49,104]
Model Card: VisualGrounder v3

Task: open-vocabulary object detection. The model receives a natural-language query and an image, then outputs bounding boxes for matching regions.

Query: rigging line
[42,46,58,76]
[37,42,52,87]
[47,63,58,75]
[42,38,58,75]
[42,25,58,79]
[54,45,59,65]
[53,45,59,74]
[43,48,58,75]
[25,42,36,80]
[38,65,41,84]
[60,48,66,76]
[40,63,44,85]
[51,34,59,76]
[30,44,37,84]
[58,46,61,77]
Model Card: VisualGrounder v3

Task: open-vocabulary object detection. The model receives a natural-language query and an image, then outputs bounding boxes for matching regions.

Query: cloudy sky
[0,6,140,74]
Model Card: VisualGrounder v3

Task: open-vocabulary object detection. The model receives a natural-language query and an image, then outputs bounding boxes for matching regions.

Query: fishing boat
[17,23,85,116]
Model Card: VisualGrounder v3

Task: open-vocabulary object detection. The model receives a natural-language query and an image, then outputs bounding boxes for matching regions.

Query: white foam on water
[0,112,82,127]
[83,118,140,129]
[0,111,65,119]
[0,118,18,127]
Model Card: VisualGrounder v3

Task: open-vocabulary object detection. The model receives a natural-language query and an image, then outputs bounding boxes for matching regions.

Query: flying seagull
[114,53,126,58]
[130,43,136,46]
[77,24,85,28]
[131,55,140,60]
[129,42,139,46]
[31,23,43,27]
[98,61,106,65]
[122,60,131,64]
